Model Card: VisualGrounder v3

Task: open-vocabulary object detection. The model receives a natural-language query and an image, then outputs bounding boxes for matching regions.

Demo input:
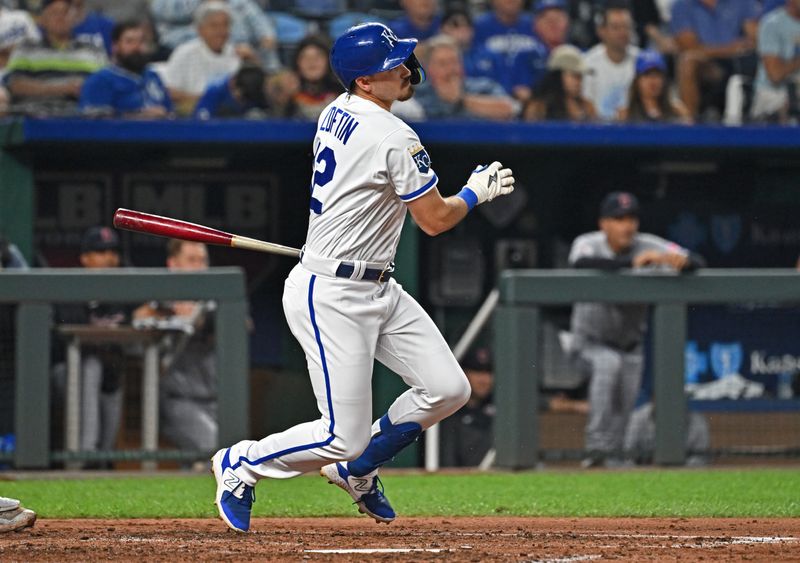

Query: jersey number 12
[310,144,336,214]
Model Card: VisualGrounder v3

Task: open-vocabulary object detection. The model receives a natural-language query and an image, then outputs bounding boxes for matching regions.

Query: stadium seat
[272,12,311,45]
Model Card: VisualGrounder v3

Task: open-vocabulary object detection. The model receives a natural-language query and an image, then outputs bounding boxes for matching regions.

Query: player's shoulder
[572,230,605,247]
[635,232,670,245]
[635,232,680,251]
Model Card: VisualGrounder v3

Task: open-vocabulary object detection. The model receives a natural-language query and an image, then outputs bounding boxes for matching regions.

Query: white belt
[299,248,393,281]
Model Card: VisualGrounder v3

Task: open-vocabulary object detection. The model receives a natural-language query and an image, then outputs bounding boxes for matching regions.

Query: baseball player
[566,191,705,468]
[212,22,514,532]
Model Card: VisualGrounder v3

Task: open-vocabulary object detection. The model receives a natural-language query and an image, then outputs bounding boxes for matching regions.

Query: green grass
[2,468,798,519]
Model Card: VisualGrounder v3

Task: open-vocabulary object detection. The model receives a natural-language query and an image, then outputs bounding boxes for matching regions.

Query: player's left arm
[406,188,470,236]
[407,162,515,236]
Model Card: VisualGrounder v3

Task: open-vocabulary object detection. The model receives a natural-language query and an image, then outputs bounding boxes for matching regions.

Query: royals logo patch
[408,144,431,174]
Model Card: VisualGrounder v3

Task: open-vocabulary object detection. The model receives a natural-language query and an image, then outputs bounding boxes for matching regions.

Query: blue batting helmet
[330,22,426,91]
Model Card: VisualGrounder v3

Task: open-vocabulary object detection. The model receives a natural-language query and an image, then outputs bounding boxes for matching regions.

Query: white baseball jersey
[305,92,438,264]
[221,92,469,488]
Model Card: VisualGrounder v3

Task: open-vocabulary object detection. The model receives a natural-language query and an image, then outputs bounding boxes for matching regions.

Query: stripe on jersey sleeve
[399,173,438,202]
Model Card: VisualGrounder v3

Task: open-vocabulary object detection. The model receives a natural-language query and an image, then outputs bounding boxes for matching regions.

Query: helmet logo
[381,28,398,48]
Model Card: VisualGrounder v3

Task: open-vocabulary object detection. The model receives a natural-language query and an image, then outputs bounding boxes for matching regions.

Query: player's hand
[663,252,689,270]
[632,250,662,268]
[464,161,515,205]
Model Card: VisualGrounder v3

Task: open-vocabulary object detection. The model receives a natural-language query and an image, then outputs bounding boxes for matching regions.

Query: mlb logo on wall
[408,144,431,174]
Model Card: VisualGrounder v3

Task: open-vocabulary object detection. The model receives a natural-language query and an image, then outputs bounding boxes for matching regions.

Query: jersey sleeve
[383,127,439,203]
[568,234,596,264]
[639,233,688,255]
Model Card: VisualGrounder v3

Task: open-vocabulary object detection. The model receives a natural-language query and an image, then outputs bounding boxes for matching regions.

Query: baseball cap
[534,0,568,14]
[547,44,586,74]
[600,192,640,218]
[81,226,120,254]
[462,347,492,372]
[635,50,667,76]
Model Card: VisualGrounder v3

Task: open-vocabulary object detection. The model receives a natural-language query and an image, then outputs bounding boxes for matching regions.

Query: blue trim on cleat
[321,462,396,523]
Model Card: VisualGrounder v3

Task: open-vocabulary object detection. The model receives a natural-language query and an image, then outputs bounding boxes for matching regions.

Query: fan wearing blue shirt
[193,64,269,119]
[389,0,442,41]
[511,0,570,103]
[80,21,173,118]
[72,0,114,56]
[472,0,540,96]
[440,6,505,82]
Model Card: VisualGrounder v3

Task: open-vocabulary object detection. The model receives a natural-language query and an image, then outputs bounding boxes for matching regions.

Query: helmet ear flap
[405,53,426,85]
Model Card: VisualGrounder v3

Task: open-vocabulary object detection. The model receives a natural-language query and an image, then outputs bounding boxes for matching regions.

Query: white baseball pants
[226,259,470,486]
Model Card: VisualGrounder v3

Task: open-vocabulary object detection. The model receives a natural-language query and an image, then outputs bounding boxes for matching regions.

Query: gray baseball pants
[578,342,644,455]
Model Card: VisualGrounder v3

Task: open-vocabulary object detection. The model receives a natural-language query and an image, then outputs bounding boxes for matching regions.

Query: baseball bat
[113,208,301,258]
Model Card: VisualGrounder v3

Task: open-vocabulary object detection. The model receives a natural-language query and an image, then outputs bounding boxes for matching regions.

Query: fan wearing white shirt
[581,3,639,121]
[161,1,241,115]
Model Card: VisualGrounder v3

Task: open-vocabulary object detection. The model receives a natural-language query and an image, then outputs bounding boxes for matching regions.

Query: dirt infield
[1,517,799,561]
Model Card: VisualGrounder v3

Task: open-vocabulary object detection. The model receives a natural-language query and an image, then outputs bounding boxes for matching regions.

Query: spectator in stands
[264,68,300,117]
[0,4,39,110]
[563,192,705,468]
[52,227,128,468]
[670,0,760,121]
[151,0,278,71]
[291,34,339,120]
[413,34,518,120]
[134,240,218,458]
[160,1,240,115]
[624,400,710,466]
[473,0,541,96]
[533,0,570,52]
[4,0,107,116]
[389,0,442,41]
[193,63,269,118]
[71,0,114,55]
[440,3,503,82]
[523,44,597,121]
[511,0,570,104]
[0,4,40,69]
[440,347,495,467]
[80,21,172,118]
[751,0,800,123]
[583,2,640,121]
[618,49,692,122]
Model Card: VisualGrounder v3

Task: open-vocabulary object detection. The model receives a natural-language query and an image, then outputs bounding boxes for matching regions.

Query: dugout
[1,118,800,467]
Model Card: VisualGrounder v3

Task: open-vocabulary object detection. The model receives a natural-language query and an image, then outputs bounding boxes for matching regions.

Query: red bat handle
[113,208,234,247]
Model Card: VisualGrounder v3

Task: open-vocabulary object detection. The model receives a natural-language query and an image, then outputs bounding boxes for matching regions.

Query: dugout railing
[0,268,249,469]
[493,269,800,468]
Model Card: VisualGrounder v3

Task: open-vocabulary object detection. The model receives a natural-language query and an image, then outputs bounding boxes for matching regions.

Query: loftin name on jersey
[318,105,360,145]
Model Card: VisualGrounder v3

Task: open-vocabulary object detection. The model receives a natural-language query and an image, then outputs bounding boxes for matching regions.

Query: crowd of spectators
[0,0,797,124]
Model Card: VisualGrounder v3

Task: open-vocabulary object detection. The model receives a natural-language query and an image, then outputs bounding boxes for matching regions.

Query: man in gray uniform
[567,191,705,468]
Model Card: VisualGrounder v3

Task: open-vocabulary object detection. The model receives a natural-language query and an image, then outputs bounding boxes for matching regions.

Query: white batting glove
[458,161,515,210]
